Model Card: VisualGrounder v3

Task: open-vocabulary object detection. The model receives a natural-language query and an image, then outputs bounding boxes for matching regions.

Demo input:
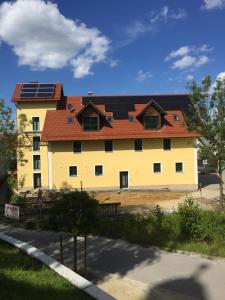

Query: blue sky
[0,0,225,112]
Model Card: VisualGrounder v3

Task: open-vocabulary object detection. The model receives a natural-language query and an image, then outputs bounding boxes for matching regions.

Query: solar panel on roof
[20,83,55,99]
[82,94,193,120]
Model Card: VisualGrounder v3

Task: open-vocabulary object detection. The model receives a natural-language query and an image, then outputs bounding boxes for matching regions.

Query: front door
[120,171,128,189]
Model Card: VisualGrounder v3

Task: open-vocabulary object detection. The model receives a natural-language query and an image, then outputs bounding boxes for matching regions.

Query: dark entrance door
[120,171,128,189]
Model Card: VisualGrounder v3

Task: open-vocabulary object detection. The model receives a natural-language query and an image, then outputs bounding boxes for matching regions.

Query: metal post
[84,235,87,272]
[80,181,83,192]
[200,182,202,209]
[59,234,64,264]
[73,235,77,272]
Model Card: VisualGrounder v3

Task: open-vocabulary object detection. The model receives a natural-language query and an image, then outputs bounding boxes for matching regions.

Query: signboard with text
[4,204,20,220]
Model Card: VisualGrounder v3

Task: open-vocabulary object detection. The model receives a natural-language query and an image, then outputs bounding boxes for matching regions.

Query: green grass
[0,241,93,300]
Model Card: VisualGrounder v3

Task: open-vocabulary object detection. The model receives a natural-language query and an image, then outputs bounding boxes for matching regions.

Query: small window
[134,139,143,151]
[105,140,113,152]
[95,165,103,176]
[33,155,41,170]
[69,166,77,177]
[83,117,98,131]
[107,116,113,123]
[176,162,183,173]
[145,116,160,129]
[163,138,171,151]
[153,163,161,173]
[33,136,40,151]
[173,114,179,121]
[67,117,73,124]
[32,117,40,131]
[129,115,134,122]
[33,173,41,188]
[73,141,81,153]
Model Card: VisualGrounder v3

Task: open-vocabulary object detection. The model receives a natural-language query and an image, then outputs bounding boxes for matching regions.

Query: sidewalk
[1,224,225,300]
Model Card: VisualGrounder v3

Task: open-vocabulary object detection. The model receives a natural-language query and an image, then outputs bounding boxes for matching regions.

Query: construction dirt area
[90,190,189,212]
[90,185,223,212]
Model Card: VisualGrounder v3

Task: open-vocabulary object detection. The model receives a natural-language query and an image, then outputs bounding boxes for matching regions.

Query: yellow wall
[16,102,56,189]
[50,138,197,190]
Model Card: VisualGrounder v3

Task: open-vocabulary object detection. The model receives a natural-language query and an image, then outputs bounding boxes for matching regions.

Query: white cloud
[136,70,153,82]
[172,55,197,70]
[150,6,187,23]
[186,74,194,81]
[202,0,225,10]
[119,6,187,48]
[210,72,225,92]
[165,46,190,61]
[166,45,211,70]
[0,0,111,78]
[195,55,209,67]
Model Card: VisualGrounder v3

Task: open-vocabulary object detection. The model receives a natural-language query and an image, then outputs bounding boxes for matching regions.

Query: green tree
[49,191,99,235]
[0,99,15,173]
[188,75,225,210]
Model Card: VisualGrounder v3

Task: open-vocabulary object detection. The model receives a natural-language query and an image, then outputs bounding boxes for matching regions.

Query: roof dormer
[136,99,167,130]
[76,101,107,131]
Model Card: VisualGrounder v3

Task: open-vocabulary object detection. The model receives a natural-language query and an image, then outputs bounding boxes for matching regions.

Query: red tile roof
[41,107,199,142]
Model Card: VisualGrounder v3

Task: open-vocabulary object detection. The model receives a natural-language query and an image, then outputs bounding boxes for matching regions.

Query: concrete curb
[0,233,115,300]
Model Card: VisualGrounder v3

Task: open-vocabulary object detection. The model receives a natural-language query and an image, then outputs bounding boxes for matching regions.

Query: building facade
[12,83,199,191]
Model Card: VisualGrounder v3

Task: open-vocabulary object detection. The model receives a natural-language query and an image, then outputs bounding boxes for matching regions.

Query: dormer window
[137,99,166,130]
[144,116,160,129]
[83,117,99,131]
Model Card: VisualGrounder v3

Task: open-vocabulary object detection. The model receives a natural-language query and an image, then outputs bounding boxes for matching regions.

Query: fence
[1,199,121,220]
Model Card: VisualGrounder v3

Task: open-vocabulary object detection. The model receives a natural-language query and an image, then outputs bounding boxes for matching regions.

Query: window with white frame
[95,165,103,176]
[32,117,40,131]
[69,166,78,177]
[153,163,161,173]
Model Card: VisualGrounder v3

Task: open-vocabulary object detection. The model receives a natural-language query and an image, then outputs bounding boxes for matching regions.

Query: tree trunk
[218,162,224,210]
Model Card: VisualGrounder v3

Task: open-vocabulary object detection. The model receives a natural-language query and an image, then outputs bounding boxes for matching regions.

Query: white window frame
[32,116,40,132]
[33,172,42,189]
[175,162,184,173]
[33,154,41,170]
[95,165,103,176]
[153,162,162,174]
[33,136,41,151]
[69,165,78,177]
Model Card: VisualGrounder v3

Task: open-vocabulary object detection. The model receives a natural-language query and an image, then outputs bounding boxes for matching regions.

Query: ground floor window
[176,162,183,173]
[33,173,41,188]
[95,165,103,176]
[153,163,161,173]
[69,166,78,176]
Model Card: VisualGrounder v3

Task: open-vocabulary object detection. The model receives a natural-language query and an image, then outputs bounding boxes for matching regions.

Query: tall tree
[188,75,225,210]
[0,99,28,180]
[0,99,15,174]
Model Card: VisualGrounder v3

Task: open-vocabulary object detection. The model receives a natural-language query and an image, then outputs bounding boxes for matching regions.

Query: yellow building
[12,83,199,191]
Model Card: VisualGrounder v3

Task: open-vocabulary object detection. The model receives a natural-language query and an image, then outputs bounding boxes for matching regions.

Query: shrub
[49,190,99,235]
[177,197,203,241]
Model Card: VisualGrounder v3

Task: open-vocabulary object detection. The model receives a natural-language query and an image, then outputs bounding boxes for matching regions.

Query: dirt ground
[90,191,187,207]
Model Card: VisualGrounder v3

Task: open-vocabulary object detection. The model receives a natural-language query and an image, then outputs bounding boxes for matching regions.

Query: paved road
[0,225,225,300]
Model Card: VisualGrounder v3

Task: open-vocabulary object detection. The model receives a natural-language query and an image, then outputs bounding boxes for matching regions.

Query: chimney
[88,91,93,96]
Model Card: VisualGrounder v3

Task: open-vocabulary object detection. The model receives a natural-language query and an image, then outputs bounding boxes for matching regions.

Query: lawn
[0,241,93,300]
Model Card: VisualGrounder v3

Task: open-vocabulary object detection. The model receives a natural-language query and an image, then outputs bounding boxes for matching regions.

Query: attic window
[145,116,160,129]
[83,117,99,131]
[129,115,134,122]
[67,117,73,124]
[173,114,179,121]
[107,116,113,123]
